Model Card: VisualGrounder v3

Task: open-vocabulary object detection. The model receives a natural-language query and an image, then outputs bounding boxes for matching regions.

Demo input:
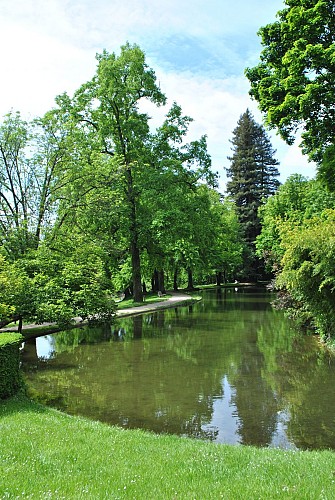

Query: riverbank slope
[1,395,334,499]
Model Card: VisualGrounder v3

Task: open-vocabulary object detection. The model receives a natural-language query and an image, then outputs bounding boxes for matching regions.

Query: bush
[0,333,23,399]
[277,211,335,341]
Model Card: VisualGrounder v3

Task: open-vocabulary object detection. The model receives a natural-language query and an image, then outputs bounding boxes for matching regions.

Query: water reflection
[21,288,335,450]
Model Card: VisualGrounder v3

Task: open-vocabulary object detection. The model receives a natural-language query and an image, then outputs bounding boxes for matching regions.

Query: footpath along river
[21,287,335,450]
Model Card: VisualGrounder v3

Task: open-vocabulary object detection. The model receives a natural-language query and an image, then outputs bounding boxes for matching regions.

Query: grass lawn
[1,395,335,499]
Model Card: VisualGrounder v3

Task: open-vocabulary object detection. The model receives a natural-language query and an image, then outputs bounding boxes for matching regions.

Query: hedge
[0,333,23,399]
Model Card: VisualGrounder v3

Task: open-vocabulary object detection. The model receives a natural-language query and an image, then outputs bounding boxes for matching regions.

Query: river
[21,287,335,450]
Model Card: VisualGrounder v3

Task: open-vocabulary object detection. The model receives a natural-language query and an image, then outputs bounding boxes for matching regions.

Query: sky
[0,0,316,191]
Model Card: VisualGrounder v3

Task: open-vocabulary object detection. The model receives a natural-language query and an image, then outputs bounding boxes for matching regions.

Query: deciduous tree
[55,43,166,302]
[246,0,335,166]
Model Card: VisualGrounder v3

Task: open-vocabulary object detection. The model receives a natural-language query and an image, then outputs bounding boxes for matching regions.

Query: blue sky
[1,0,315,190]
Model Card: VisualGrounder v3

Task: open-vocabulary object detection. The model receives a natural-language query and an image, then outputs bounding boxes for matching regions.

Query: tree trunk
[216,271,223,287]
[18,316,23,334]
[187,268,194,290]
[127,167,143,302]
[173,268,178,291]
[131,240,143,302]
[151,269,159,292]
[158,269,165,294]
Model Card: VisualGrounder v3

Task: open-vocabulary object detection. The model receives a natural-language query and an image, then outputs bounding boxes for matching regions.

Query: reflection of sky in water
[36,335,55,359]
[201,376,241,445]
[270,410,298,450]
[28,333,307,449]
[202,377,297,449]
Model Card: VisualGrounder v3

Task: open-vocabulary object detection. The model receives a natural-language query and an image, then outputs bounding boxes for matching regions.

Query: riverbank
[0,291,200,337]
[1,395,335,499]
[117,291,200,316]
[2,289,335,497]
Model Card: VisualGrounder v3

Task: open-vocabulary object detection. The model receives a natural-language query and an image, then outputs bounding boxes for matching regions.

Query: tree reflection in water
[21,288,335,450]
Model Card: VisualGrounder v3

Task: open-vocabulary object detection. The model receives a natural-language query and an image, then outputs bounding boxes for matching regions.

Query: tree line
[2,0,335,344]
[0,43,279,330]
[0,44,248,330]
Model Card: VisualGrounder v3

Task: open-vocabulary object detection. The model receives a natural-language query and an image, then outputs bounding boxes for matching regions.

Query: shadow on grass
[0,393,49,418]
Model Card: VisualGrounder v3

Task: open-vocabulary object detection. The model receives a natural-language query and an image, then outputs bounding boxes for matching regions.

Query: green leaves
[0,242,116,329]
[246,0,335,164]
[277,210,335,338]
[257,173,335,340]
[0,255,34,326]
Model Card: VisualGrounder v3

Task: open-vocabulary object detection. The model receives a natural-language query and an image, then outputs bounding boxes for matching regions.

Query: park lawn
[1,395,335,499]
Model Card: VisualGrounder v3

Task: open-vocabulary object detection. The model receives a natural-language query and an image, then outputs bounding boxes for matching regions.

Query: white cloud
[0,0,316,192]
[276,140,316,181]
[0,20,96,117]
[141,69,316,191]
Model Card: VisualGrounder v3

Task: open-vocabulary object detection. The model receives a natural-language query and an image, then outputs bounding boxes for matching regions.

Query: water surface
[21,288,335,450]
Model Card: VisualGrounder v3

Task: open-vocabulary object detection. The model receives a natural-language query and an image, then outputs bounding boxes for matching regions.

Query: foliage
[0,111,81,259]
[1,43,242,314]
[197,189,243,283]
[277,210,335,340]
[54,43,168,302]
[0,255,35,327]
[0,112,34,257]
[318,144,335,191]
[53,45,219,297]
[0,244,116,329]
[257,175,335,339]
[28,243,116,327]
[0,333,23,399]
[245,0,335,165]
[257,175,335,270]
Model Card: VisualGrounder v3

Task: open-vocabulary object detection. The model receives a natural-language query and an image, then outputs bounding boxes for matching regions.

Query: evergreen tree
[226,109,280,280]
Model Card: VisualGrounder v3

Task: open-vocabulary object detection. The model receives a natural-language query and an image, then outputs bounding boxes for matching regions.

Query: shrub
[0,333,23,399]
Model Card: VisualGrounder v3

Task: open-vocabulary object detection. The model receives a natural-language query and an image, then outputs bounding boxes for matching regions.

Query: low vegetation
[0,333,22,399]
[1,395,335,499]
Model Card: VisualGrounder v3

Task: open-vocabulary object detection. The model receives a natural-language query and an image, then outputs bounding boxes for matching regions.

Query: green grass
[1,395,335,499]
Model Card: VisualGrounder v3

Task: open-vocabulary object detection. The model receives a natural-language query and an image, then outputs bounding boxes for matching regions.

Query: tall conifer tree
[226,109,280,280]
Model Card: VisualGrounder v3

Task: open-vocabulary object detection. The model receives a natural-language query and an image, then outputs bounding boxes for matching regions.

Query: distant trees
[0,110,85,259]
[226,109,280,280]
[0,112,40,258]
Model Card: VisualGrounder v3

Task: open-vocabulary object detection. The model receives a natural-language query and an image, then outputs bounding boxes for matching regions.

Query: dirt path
[116,291,196,317]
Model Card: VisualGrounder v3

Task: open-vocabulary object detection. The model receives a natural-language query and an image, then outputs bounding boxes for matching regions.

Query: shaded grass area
[1,396,335,499]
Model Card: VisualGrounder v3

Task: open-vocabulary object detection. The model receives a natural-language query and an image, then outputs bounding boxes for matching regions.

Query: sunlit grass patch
[1,395,335,499]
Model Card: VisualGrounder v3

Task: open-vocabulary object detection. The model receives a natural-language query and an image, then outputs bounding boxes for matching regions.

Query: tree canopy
[0,43,245,330]
[257,175,335,339]
[53,44,217,302]
[245,0,335,165]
